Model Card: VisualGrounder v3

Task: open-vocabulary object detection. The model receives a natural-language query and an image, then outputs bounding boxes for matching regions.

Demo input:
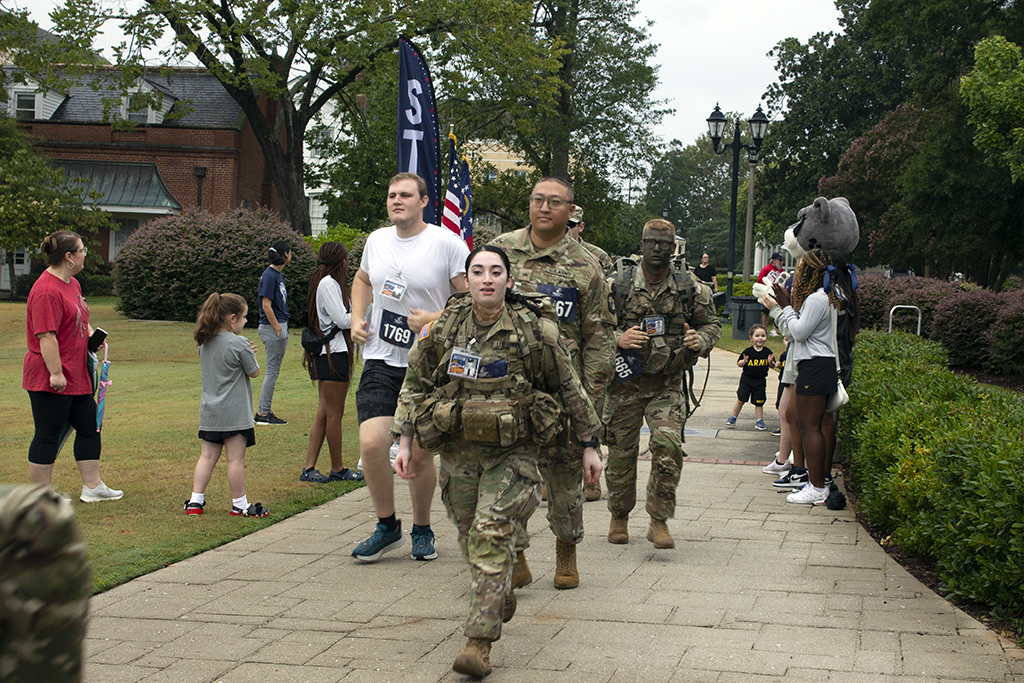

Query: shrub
[841,329,1024,632]
[931,288,1002,368]
[305,223,366,254]
[855,274,901,331]
[113,208,317,327]
[856,274,961,336]
[985,291,1024,375]
[13,273,39,298]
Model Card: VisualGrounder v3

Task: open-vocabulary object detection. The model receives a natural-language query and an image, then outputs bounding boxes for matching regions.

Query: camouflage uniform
[581,239,613,275]
[0,484,90,683]
[393,293,599,641]
[488,228,615,547]
[605,265,721,519]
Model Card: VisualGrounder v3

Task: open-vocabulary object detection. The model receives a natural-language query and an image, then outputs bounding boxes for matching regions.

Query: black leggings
[28,391,101,465]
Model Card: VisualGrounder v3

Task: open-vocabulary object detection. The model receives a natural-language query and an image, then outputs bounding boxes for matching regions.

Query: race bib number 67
[536,284,579,323]
[379,309,414,348]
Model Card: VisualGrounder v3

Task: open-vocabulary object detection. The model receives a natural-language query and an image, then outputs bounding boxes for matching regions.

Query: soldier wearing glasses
[489,178,615,591]
[605,219,720,549]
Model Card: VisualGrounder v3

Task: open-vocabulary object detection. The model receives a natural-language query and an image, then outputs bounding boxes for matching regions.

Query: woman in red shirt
[23,230,122,502]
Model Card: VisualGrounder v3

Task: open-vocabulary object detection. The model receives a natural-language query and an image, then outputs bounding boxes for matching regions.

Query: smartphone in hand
[88,328,107,353]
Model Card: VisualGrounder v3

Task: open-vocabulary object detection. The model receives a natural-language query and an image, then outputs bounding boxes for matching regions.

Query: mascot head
[784,197,859,259]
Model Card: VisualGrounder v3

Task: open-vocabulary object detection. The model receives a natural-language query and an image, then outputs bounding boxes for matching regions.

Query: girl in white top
[300,242,363,482]
[767,249,842,505]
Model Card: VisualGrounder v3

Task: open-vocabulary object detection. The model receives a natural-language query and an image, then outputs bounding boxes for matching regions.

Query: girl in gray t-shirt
[184,292,269,518]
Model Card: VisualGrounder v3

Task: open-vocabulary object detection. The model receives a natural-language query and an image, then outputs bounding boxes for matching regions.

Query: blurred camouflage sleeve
[580,271,616,404]
[541,320,600,439]
[0,484,90,683]
[691,281,722,358]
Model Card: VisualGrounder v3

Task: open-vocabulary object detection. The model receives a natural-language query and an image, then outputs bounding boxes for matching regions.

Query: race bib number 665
[379,309,414,348]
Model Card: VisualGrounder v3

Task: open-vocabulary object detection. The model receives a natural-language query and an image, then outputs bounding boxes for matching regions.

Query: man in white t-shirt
[350,172,469,563]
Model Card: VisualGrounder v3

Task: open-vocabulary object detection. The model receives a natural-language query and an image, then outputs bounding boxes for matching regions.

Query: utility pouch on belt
[666,346,696,376]
[530,391,563,446]
[644,336,671,375]
[462,400,526,447]
[413,397,444,451]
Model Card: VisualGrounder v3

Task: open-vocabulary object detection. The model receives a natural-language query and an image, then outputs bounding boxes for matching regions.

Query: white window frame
[109,218,141,260]
[13,91,39,120]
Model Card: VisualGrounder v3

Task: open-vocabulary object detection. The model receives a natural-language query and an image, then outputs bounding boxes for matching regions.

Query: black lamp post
[706,104,768,306]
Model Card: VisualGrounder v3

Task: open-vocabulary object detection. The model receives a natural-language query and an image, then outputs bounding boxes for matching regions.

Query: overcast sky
[639,0,842,146]
[13,0,842,148]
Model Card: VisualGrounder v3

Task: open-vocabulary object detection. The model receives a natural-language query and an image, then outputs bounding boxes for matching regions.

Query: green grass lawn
[0,297,364,593]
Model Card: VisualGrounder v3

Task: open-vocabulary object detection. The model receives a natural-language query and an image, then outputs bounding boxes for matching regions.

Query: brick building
[3,66,282,286]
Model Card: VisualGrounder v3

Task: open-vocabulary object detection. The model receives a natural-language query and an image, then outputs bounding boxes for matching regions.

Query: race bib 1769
[379,309,414,348]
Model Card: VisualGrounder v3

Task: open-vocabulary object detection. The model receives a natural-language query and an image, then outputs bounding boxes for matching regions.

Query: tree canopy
[753,0,1024,287]
[961,35,1024,184]
[2,0,555,235]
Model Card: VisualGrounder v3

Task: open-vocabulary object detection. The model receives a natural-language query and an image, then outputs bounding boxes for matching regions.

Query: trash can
[730,295,761,339]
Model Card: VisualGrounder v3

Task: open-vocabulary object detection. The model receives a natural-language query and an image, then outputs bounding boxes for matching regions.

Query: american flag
[440,131,471,248]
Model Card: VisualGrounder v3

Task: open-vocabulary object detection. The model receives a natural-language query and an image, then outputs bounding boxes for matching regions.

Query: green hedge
[841,330,1024,631]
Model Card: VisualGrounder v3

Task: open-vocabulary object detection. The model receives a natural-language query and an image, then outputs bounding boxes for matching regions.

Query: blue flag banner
[460,156,473,249]
[397,37,441,225]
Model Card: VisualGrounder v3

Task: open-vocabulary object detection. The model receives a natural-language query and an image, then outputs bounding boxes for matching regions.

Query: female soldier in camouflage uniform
[392,245,602,679]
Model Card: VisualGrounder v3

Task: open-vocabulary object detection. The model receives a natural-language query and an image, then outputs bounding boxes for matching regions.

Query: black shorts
[795,356,837,396]
[737,375,767,406]
[198,429,256,448]
[310,352,350,382]
[356,359,407,424]
[776,380,789,410]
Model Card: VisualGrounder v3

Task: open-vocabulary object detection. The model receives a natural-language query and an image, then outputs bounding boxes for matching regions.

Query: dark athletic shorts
[737,375,767,406]
[795,356,837,396]
[776,380,789,410]
[198,428,256,448]
[356,359,406,424]
[310,352,350,382]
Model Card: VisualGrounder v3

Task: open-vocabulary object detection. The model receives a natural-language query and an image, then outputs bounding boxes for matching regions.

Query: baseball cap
[770,252,784,262]
[568,206,584,227]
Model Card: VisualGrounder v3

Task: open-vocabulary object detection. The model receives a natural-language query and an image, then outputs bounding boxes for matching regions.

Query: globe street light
[706,104,768,306]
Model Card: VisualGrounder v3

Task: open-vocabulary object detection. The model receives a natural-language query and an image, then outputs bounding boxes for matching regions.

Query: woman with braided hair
[300,242,363,483]
[766,249,842,505]
[392,245,601,678]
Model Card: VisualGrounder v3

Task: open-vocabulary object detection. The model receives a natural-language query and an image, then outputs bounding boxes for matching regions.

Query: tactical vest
[611,264,697,377]
[413,293,564,449]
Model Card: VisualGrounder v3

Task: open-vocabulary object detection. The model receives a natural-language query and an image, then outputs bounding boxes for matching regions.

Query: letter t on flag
[397,37,440,225]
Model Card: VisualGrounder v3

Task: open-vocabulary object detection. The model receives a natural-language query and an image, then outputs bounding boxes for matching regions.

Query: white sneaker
[769,329,779,337]
[80,482,124,503]
[786,483,828,505]
[762,457,791,475]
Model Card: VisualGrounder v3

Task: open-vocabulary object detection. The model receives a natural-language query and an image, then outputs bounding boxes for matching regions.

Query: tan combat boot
[608,514,628,544]
[553,538,579,589]
[453,637,492,678]
[583,478,601,501]
[646,518,675,549]
[511,551,532,589]
[502,589,517,623]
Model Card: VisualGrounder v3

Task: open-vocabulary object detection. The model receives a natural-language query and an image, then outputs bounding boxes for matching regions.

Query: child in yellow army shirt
[725,323,776,431]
